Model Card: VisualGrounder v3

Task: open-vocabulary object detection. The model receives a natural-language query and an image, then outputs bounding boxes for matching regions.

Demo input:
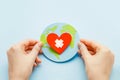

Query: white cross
[55,39,64,48]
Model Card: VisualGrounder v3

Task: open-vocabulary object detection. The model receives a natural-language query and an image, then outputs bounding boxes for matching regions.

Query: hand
[78,39,114,80]
[7,40,43,80]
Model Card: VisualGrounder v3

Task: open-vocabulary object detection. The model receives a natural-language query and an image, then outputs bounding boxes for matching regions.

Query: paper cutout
[47,33,72,54]
[40,23,80,62]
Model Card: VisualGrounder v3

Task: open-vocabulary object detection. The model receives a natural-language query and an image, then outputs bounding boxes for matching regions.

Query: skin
[7,40,43,80]
[7,39,114,80]
[78,39,114,80]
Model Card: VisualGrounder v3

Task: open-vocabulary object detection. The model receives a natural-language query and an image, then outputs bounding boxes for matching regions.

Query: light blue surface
[0,0,120,80]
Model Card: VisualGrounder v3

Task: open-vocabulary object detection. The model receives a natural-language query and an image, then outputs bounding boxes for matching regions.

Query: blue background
[0,0,120,80]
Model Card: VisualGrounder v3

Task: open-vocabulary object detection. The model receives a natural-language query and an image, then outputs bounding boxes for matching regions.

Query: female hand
[78,39,114,80]
[7,39,43,80]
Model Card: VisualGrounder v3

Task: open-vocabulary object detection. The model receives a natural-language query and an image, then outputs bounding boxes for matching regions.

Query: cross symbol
[55,39,64,48]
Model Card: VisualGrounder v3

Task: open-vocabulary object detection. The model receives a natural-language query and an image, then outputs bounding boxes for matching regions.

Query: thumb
[30,42,43,60]
[78,42,91,59]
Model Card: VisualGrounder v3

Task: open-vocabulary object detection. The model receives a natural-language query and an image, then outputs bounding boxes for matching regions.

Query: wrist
[9,73,29,80]
[9,77,28,80]
[87,71,109,80]
[88,75,109,80]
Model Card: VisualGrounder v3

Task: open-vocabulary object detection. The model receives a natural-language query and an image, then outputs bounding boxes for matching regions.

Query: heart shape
[47,33,72,55]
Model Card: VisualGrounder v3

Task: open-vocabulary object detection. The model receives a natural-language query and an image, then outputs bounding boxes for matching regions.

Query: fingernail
[39,42,44,46]
[37,60,41,63]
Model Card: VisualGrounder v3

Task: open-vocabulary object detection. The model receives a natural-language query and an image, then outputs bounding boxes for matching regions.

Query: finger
[35,57,41,63]
[19,39,38,49]
[39,50,43,54]
[89,51,95,55]
[25,46,34,51]
[78,42,91,59]
[78,48,95,55]
[80,39,102,51]
[86,46,95,52]
[26,50,31,54]
[26,46,43,54]
[78,50,81,56]
[34,61,41,67]
[34,63,37,67]
[30,42,43,60]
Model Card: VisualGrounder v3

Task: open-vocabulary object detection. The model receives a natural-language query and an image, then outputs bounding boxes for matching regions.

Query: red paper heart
[47,33,72,55]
